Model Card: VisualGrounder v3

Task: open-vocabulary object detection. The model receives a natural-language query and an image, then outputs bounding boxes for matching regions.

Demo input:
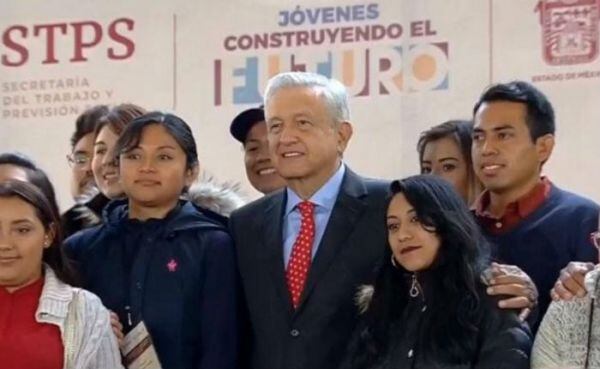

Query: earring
[390,254,399,269]
[43,237,50,247]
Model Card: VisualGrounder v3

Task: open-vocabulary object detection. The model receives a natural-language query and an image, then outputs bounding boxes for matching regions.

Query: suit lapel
[262,192,294,315]
[296,169,368,310]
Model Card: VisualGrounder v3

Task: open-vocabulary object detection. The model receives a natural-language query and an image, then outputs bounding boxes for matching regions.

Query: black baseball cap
[230,105,265,143]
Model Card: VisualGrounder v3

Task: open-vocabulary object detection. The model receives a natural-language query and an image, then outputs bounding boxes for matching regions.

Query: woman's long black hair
[351,175,490,367]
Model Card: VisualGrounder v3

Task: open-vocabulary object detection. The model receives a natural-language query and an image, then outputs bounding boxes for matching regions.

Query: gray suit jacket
[230,168,389,369]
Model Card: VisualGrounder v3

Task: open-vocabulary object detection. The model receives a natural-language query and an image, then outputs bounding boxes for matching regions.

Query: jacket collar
[36,264,73,323]
[103,199,227,233]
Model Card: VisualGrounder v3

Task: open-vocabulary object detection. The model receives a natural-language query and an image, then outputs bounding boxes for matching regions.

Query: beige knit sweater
[37,265,124,369]
[532,267,600,369]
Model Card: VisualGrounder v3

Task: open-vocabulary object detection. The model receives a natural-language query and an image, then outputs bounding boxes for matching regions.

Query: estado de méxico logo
[536,0,600,65]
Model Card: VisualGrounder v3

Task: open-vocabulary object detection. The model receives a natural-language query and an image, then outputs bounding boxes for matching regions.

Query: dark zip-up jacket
[65,199,239,369]
[342,273,532,369]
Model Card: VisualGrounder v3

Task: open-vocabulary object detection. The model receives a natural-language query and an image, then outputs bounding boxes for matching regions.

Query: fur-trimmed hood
[61,186,108,238]
[66,173,246,224]
[184,172,246,217]
[75,186,107,219]
[355,284,374,314]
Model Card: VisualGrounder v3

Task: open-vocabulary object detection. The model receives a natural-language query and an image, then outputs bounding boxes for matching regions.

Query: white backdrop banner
[1,0,599,209]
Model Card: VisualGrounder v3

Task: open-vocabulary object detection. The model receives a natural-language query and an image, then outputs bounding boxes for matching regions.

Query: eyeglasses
[590,231,600,249]
[67,153,91,168]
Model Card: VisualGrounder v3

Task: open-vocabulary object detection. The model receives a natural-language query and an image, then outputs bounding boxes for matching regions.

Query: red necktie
[286,200,315,309]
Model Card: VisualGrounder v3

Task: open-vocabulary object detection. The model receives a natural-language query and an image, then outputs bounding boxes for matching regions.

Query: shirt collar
[473,176,551,219]
[285,163,346,216]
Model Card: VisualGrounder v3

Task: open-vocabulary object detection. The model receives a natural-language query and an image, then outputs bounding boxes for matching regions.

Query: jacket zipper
[409,273,421,298]
[125,305,133,328]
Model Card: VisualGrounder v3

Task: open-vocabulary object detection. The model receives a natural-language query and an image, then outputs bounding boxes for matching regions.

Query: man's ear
[336,121,353,155]
[535,134,555,164]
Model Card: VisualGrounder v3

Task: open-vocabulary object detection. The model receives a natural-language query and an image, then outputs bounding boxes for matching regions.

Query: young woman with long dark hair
[342,175,531,369]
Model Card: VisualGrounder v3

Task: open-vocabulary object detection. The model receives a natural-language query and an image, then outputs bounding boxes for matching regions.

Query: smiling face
[472,101,553,198]
[92,125,123,199]
[119,124,196,209]
[421,136,470,202]
[0,196,50,291]
[243,121,286,194]
[386,193,441,272]
[265,86,352,196]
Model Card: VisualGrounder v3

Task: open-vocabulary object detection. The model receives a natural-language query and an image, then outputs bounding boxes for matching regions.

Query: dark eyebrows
[387,209,416,219]
[473,124,515,134]
[493,124,516,132]
[12,219,34,225]
[128,145,177,151]
[438,157,459,162]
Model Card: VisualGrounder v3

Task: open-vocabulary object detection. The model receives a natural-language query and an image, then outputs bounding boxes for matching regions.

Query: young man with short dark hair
[471,81,599,329]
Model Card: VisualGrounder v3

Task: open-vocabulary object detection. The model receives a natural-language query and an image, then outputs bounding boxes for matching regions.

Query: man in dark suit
[230,72,389,369]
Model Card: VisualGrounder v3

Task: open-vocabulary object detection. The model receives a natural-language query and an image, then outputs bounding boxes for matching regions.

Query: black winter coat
[341,275,532,369]
[61,192,109,238]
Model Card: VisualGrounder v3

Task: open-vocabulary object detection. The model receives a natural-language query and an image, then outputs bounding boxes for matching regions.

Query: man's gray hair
[264,72,350,123]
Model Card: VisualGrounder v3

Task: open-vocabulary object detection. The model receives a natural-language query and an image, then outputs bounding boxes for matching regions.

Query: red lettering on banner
[33,23,68,64]
[108,18,135,60]
[1,18,136,67]
[2,26,29,67]
[71,21,103,62]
